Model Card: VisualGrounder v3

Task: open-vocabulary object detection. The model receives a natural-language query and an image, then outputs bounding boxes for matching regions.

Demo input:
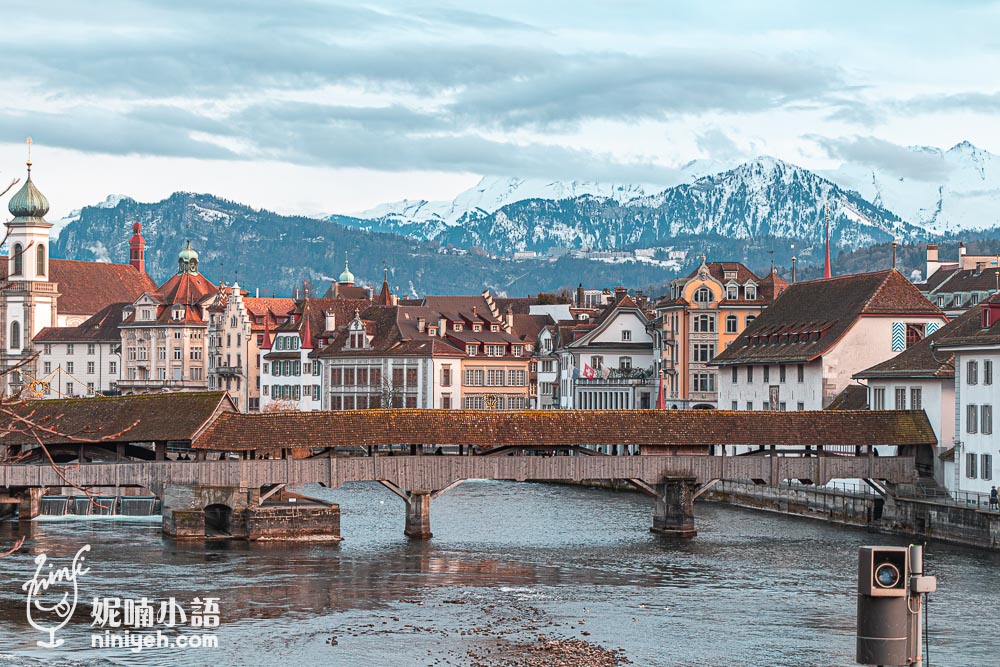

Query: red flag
[582,363,596,380]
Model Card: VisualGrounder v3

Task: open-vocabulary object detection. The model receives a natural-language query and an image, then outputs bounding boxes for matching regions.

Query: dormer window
[141,308,153,321]
[491,324,499,332]
[724,270,737,280]
[171,305,185,321]
[473,323,482,332]
[428,325,438,336]
[745,284,757,300]
[694,287,712,304]
[726,284,738,300]
[466,344,478,356]
[453,323,463,332]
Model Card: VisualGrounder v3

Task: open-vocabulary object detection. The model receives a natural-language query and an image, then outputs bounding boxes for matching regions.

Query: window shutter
[926,322,941,335]
[891,322,905,351]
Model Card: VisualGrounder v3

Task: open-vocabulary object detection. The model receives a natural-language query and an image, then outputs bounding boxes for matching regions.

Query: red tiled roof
[192,409,937,451]
[154,271,218,305]
[931,297,1000,347]
[50,260,157,316]
[713,270,944,365]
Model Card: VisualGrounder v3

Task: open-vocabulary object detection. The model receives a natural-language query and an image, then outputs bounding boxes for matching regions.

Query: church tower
[129,220,146,274]
[2,139,59,392]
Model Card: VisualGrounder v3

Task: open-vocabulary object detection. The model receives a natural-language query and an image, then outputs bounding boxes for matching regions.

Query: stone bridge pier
[380,480,464,539]
[649,478,699,538]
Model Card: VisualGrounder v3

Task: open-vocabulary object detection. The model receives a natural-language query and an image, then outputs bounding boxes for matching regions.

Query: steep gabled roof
[34,302,129,343]
[49,259,157,316]
[713,270,943,365]
[932,296,1000,348]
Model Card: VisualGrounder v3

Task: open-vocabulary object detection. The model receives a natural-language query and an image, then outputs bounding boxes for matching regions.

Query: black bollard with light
[856,544,937,667]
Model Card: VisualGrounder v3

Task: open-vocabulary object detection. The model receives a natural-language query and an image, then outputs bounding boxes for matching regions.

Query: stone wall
[705,481,1000,551]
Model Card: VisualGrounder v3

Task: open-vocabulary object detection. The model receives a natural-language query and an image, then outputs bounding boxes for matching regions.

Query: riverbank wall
[703,481,1000,551]
[559,479,1000,551]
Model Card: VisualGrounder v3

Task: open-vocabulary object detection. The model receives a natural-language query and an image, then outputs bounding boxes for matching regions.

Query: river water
[0,481,997,666]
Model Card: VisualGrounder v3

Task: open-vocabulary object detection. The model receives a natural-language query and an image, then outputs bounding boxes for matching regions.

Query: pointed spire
[300,309,313,349]
[375,267,393,305]
[261,315,273,350]
[823,203,832,279]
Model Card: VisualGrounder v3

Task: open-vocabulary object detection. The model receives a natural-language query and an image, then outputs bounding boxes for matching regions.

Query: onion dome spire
[8,137,51,223]
[177,239,200,275]
[338,254,355,285]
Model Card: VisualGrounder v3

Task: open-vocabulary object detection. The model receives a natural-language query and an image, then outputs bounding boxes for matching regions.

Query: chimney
[472,305,478,319]
[417,317,426,333]
[504,306,514,332]
[438,317,447,336]
[324,312,336,331]
[926,243,940,280]
[614,286,627,300]
[976,261,986,275]
[959,242,967,259]
[576,283,585,307]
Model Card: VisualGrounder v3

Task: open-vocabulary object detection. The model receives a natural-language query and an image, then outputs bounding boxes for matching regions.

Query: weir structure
[0,392,938,540]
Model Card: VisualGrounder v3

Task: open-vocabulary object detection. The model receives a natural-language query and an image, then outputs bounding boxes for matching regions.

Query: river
[0,481,997,666]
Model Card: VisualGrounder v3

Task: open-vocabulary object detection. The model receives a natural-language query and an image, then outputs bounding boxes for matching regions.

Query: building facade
[654,260,787,409]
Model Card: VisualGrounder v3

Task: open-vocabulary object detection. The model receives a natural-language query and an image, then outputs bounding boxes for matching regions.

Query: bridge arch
[204,504,234,536]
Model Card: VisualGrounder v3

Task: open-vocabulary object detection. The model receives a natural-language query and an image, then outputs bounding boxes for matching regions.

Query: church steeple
[177,240,200,275]
[6,138,52,282]
[129,219,147,274]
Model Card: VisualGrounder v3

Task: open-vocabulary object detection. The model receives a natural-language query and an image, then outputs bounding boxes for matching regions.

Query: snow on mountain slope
[51,194,131,240]
[826,141,1000,234]
[347,176,663,227]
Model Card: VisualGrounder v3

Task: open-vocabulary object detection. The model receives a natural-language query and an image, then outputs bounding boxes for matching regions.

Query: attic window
[726,285,738,300]
[906,324,926,349]
[453,323,463,332]
[428,325,438,335]
[745,285,757,300]
[171,306,185,321]
[491,324,500,332]
[473,323,482,332]
[724,271,737,280]
[694,287,712,304]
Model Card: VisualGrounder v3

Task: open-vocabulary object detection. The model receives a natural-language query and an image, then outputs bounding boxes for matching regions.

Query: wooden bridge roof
[191,409,937,451]
[2,392,236,447]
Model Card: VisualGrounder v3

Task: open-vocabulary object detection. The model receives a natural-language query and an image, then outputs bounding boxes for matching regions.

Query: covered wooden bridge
[1,392,937,539]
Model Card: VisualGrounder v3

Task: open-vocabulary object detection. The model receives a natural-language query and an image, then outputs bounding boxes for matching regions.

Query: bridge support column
[18,488,44,523]
[404,490,433,539]
[651,478,697,538]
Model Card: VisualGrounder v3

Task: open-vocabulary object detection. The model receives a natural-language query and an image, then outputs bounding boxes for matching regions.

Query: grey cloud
[810,135,952,181]
[902,92,1000,114]
[695,128,743,161]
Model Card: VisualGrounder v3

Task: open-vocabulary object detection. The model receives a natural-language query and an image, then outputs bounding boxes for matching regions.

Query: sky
[2,0,1000,219]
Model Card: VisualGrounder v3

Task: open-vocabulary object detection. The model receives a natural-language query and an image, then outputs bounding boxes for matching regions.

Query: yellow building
[654,259,788,408]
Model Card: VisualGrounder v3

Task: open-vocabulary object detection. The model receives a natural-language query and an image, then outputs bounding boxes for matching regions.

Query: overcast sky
[2,0,999,218]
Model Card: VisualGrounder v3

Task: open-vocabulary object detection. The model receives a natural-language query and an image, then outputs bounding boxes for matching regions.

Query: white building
[932,297,1000,497]
[713,270,948,413]
[31,303,128,397]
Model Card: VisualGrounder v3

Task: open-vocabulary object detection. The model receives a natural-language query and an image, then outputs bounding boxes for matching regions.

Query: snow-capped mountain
[332,157,918,255]
[826,141,1000,234]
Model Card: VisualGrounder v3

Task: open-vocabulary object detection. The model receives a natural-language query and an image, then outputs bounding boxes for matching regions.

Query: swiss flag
[582,363,596,379]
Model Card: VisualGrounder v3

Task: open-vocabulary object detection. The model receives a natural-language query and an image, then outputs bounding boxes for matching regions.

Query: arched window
[693,287,712,304]
[36,244,46,277]
[725,314,738,333]
[12,243,22,276]
[10,321,20,349]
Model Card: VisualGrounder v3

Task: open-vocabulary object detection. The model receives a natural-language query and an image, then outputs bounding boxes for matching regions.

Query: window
[985,360,993,386]
[693,287,712,304]
[746,401,753,411]
[464,369,485,386]
[779,365,786,383]
[693,314,716,333]
[87,344,96,355]
[746,366,754,382]
[731,367,738,383]
[894,387,906,410]
[486,344,505,357]
[66,382,74,396]
[466,344,478,356]
[982,405,993,435]
[778,402,786,411]
[746,315,756,327]
[797,364,804,383]
[66,362,74,374]
[190,348,202,360]
[173,348,182,361]
[43,344,52,355]
[725,315,738,333]
[9,321,20,349]
[109,361,117,375]
[726,285,738,300]
[87,361,95,375]
[967,404,979,434]
[622,330,632,341]
[590,356,603,370]
[763,366,770,383]
[873,387,886,410]
[692,373,716,392]
[968,360,979,385]
[508,370,526,386]
[43,361,51,374]
[983,454,994,481]
[442,366,452,387]
[619,357,632,370]
[910,387,922,411]
[745,285,757,300]
[442,395,452,409]
[86,382,94,392]
[796,402,805,411]
[966,452,978,479]
[541,360,554,373]
[731,401,738,410]
[693,343,716,363]
[905,324,926,349]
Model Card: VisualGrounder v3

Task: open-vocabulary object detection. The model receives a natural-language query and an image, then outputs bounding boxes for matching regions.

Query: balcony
[216,366,243,377]
[116,378,209,390]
